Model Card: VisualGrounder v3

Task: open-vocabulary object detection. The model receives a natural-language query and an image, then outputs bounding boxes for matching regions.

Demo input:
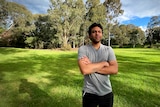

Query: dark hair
[88,23,103,35]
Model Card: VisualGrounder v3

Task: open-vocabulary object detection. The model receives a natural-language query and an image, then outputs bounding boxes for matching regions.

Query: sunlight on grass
[0,47,159,107]
[27,72,52,83]
[50,85,82,107]
[112,48,160,107]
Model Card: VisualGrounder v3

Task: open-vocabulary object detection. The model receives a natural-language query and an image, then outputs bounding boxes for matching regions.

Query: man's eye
[92,31,101,33]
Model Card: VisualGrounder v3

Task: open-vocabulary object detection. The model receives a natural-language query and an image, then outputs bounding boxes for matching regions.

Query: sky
[9,0,160,31]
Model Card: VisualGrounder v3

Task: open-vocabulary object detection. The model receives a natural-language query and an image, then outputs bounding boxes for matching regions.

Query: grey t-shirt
[78,44,116,96]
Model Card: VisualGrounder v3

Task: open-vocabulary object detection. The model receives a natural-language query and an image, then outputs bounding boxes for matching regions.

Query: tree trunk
[72,41,75,48]
[63,28,68,47]
[63,35,68,47]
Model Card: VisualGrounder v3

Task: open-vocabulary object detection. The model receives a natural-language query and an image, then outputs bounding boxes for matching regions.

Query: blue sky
[118,0,160,31]
[9,0,160,31]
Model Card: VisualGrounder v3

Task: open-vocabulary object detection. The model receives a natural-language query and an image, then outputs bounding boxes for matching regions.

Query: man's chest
[86,49,109,63]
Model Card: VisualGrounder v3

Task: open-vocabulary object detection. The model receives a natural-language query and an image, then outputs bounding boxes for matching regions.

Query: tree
[0,0,8,27]
[146,15,160,47]
[85,0,108,44]
[104,0,123,24]
[69,0,86,48]
[146,26,160,47]
[103,0,124,46]
[127,24,145,48]
[48,0,85,49]
[0,1,34,47]
[152,27,160,43]
[112,24,130,47]
[85,0,106,24]
[31,15,57,49]
[112,24,145,48]
[129,28,144,48]
[8,2,33,47]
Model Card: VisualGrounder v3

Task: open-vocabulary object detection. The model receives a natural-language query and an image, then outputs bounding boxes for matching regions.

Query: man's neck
[92,42,101,50]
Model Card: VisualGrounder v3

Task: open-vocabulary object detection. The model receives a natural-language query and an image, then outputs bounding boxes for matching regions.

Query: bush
[61,44,71,51]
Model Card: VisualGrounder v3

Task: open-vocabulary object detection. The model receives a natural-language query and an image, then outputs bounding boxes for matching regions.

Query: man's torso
[78,44,116,96]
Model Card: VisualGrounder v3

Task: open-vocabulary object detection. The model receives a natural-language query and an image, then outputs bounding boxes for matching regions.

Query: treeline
[0,0,160,49]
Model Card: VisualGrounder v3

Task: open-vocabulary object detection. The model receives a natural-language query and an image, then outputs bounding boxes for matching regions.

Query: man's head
[88,23,103,44]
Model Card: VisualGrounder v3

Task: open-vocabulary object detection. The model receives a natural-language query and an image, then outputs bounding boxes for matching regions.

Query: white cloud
[119,0,160,22]
[139,26,147,31]
[9,0,160,27]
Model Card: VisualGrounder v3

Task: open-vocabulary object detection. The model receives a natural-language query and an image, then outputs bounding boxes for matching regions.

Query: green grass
[0,47,160,107]
[113,48,160,107]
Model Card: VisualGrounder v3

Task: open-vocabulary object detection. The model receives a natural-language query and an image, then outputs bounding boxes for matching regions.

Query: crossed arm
[78,56,118,75]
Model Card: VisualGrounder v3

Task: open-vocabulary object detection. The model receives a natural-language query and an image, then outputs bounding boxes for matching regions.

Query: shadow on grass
[116,54,160,73]
[1,48,159,107]
[0,48,82,107]
[112,54,160,107]
[112,78,160,107]
[0,47,29,55]
[18,79,54,107]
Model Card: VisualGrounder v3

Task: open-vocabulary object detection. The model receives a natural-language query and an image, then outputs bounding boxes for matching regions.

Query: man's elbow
[81,72,87,75]
[113,66,118,74]
[113,68,118,74]
[81,69,90,75]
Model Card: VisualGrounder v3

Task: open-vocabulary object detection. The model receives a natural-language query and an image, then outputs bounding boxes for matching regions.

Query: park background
[0,0,160,107]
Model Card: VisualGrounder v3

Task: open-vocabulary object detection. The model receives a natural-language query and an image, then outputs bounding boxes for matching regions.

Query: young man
[78,23,118,107]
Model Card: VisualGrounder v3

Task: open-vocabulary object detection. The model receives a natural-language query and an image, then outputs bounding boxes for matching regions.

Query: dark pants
[82,92,113,107]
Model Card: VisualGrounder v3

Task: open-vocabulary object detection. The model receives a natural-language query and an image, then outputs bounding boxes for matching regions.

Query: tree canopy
[1,0,157,49]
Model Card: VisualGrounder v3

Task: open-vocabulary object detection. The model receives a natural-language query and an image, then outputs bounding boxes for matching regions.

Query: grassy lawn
[0,47,159,107]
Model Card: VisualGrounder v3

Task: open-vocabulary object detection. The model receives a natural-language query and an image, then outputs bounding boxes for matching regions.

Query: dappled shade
[19,79,54,107]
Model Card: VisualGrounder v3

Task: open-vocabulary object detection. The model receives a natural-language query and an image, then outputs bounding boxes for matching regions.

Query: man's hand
[80,56,109,67]
[79,55,117,75]
[98,60,118,74]
[103,61,109,67]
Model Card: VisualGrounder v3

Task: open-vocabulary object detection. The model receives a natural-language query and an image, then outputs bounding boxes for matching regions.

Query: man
[78,23,118,107]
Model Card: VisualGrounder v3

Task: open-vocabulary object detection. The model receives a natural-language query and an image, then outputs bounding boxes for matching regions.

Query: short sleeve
[108,46,116,61]
[78,45,87,60]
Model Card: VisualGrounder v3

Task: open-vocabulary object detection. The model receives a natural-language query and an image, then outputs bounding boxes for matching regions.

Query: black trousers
[82,92,113,107]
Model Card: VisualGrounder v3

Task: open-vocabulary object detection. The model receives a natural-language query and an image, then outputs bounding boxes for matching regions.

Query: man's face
[89,26,103,44]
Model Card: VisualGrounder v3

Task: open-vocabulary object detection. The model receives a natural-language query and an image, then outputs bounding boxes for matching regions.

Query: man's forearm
[87,62,108,74]
[79,61,108,75]
[78,56,110,75]
[97,61,118,75]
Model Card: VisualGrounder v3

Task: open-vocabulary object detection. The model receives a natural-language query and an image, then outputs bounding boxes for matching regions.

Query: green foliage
[146,16,160,47]
[104,0,124,24]
[0,0,34,48]
[48,0,85,47]
[1,0,125,49]
[112,24,130,47]
[61,44,72,51]
[112,24,145,48]
[0,0,33,29]
[4,0,150,49]
[85,0,106,23]
[85,0,108,40]
[25,37,36,48]
[7,1,33,24]
[0,0,8,25]
[0,27,5,34]
[129,27,145,48]
[32,15,58,49]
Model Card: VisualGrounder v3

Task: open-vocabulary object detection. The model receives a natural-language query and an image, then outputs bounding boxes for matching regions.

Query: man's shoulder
[101,44,112,50]
[79,44,91,49]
